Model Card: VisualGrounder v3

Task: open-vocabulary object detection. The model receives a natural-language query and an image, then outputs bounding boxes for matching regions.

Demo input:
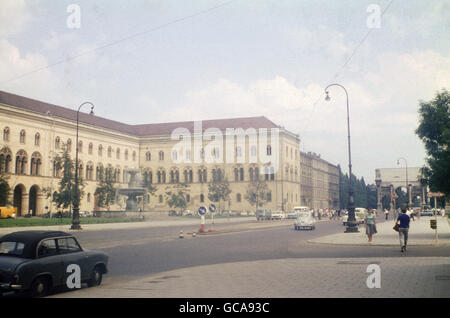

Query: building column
[375,179,382,212]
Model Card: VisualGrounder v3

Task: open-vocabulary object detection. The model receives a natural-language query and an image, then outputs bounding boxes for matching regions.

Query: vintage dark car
[0,231,108,297]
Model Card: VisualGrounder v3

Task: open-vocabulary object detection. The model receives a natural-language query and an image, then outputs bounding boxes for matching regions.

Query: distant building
[300,151,339,210]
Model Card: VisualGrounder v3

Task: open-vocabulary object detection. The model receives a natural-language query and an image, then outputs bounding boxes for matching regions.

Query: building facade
[0,90,302,215]
[300,151,340,210]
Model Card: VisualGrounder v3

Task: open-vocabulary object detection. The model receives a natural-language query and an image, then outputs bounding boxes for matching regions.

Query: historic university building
[0,90,339,216]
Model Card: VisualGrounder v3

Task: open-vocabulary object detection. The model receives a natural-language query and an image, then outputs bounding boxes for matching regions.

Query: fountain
[118,168,147,211]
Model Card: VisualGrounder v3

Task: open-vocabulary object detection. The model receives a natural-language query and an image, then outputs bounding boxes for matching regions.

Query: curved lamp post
[71,102,94,230]
[396,157,411,207]
[325,83,358,233]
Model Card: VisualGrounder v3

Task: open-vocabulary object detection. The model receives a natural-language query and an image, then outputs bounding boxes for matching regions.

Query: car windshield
[0,241,25,256]
[299,212,310,218]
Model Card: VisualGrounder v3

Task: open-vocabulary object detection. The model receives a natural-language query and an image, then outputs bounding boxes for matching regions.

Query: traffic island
[307,217,450,246]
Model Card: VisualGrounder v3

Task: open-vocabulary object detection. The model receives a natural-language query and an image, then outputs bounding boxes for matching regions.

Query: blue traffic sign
[198,206,207,215]
[209,204,216,213]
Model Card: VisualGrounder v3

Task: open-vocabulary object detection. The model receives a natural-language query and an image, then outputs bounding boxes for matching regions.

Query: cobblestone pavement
[51,257,450,298]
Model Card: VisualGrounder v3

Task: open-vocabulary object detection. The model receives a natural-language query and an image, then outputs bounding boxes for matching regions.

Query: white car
[294,212,316,230]
[286,211,298,219]
[342,210,365,225]
[271,211,285,220]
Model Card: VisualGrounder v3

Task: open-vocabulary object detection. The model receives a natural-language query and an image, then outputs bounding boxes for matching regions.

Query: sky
[1,0,449,183]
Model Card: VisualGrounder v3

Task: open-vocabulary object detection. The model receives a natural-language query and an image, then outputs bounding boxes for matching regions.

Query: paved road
[66,216,449,286]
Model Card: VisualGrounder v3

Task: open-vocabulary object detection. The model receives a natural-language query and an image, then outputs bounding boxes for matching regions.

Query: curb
[306,239,450,247]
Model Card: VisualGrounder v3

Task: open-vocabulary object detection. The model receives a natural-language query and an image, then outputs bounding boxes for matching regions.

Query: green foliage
[245,178,269,210]
[207,169,232,213]
[95,167,117,210]
[165,182,190,212]
[52,144,85,209]
[339,169,377,210]
[0,156,11,206]
[142,171,158,196]
[415,89,450,197]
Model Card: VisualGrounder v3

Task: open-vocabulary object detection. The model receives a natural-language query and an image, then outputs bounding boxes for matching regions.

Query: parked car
[0,206,17,219]
[294,212,316,230]
[0,231,108,297]
[286,211,298,219]
[271,211,285,220]
[256,209,272,221]
[342,209,366,226]
[420,210,433,216]
[184,210,193,216]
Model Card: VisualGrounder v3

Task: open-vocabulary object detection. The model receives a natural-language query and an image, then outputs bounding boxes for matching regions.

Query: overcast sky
[1,0,449,183]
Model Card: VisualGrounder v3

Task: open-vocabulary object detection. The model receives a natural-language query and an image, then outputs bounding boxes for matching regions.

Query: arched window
[185,150,191,161]
[78,140,83,153]
[239,167,244,181]
[234,168,239,182]
[34,133,40,146]
[159,151,164,161]
[200,194,204,203]
[3,127,10,142]
[172,150,178,161]
[88,143,93,155]
[66,139,72,152]
[55,137,60,150]
[146,151,151,161]
[0,147,12,173]
[30,152,42,176]
[15,150,28,175]
[108,146,112,158]
[267,145,272,156]
[116,148,120,159]
[20,130,26,144]
[249,167,254,181]
[98,145,103,156]
[125,149,128,160]
[236,193,241,202]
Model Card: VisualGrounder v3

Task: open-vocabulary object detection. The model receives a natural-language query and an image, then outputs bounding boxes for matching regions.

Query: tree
[207,169,231,213]
[165,182,190,214]
[0,156,11,206]
[415,89,450,197]
[245,178,269,211]
[52,144,85,210]
[95,167,117,210]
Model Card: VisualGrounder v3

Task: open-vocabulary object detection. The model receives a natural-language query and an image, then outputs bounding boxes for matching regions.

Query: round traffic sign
[209,204,216,213]
[198,206,207,216]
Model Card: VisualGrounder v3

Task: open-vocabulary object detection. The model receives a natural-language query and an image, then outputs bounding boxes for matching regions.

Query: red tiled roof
[0,90,279,137]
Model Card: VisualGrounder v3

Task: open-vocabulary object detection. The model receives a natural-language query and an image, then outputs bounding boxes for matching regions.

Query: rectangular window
[37,239,58,257]
[57,238,81,254]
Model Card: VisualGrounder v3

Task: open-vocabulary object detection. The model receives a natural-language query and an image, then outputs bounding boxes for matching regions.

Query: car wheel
[87,266,103,287]
[31,276,50,298]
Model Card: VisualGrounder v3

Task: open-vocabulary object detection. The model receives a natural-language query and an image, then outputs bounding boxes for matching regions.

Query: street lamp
[396,157,411,207]
[325,83,358,233]
[71,102,94,230]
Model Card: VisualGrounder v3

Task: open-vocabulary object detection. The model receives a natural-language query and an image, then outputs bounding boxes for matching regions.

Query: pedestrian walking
[364,209,377,243]
[396,207,411,253]
[384,209,389,220]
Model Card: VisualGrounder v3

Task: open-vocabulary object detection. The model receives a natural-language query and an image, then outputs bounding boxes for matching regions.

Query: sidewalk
[52,256,450,298]
[308,216,450,246]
